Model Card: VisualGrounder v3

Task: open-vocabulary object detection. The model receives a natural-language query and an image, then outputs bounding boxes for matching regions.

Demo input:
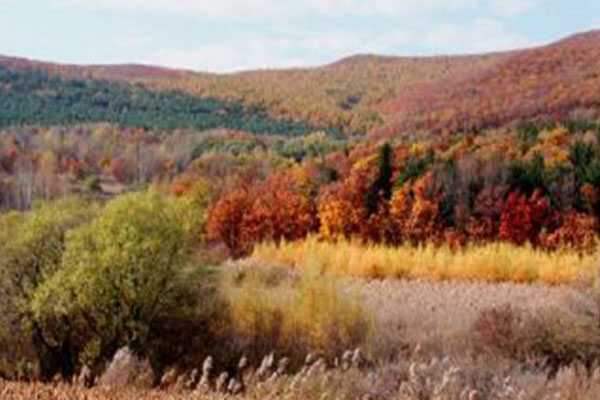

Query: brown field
[5,262,598,399]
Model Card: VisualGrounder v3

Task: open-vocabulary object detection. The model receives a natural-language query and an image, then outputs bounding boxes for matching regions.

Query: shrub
[540,212,598,253]
[472,302,600,373]
[0,197,97,379]
[83,175,101,192]
[30,192,204,377]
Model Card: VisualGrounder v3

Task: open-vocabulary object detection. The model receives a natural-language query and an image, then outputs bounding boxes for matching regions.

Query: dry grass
[220,264,372,363]
[4,263,600,399]
[252,237,600,285]
[5,357,600,400]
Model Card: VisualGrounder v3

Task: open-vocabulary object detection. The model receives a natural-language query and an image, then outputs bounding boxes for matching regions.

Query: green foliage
[0,197,96,305]
[516,121,539,153]
[507,154,548,195]
[564,119,598,134]
[0,197,96,379]
[396,151,435,187]
[275,132,347,162]
[192,136,262,159]
[83,175,101,192]
[366,143,393,215]
[0,66,324,136]
[31,192,202,372]
[569,141,600,186]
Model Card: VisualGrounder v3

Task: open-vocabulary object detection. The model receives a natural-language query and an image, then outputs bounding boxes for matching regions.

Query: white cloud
[489,0,539,17]
[143,20,536,73]
[423,19,536,54]
[48,0,540,72]
[147,30,414,72]
[53,0,477,20]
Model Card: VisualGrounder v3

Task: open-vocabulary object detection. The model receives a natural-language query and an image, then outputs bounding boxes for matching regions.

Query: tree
[31,193,202,377]
[0,197,96,379]
[243,169,318,245]
[499,190,552,246]
[206,189,254,257]
[365,143,393,216]
[318,166,372,241]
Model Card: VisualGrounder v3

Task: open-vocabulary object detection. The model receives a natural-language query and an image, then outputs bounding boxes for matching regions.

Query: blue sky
[0,0,599,72]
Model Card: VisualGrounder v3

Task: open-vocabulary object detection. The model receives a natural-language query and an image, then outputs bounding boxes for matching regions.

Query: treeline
[0,65,326,136]
[205,122,600,256]
[0,125,345,211]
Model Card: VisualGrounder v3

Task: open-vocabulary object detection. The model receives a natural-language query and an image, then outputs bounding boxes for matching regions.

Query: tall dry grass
[220,265,372,363]
[252,237,599,285]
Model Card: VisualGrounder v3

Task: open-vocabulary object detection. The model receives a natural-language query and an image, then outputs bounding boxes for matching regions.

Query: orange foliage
[540,212,598,253]
[206,189,253,257]
[404,173,442,245]
[243,169,318,245]
[317,166,372,241]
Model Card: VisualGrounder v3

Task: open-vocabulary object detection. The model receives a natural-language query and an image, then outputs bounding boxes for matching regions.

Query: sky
[0,0,599,73]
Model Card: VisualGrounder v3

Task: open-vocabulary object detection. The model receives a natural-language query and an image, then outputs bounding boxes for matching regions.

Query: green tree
[0,197,96,379]
[31,192,202,377]
[366,143,394,216]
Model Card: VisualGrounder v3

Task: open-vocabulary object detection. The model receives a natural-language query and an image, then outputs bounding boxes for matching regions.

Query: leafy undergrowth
[252,237,599,285]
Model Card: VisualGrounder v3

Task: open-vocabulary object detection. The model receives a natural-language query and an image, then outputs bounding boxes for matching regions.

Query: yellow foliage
[410,142,429,157]
[253,237,599,286]
[221,266,372,358]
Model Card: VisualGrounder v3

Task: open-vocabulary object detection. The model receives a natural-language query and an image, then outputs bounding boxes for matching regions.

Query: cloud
[423,19,536,54]
[147,30,414,72]
[489,0,540,17]
[53,0,478,20]
[144,20,534,72]
[47,0,539,72]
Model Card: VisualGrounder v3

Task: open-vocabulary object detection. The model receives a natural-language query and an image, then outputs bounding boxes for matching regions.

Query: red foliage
[405,173,442,245]
[499,190,554,246]
[243,169,318,244]
[206,189,253,258]
[540,212,598,252]
[379,31,600,136]
[207,168,319,257]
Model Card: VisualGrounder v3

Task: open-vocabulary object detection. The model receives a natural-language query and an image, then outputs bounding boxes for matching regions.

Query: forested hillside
[378,31,600,136]
[0,65,321,136]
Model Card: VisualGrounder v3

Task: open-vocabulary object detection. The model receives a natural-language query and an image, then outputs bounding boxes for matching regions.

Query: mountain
[0,63,319,136]
[376,30,600,137]
[0,55,190,81]
[1,30,600,137]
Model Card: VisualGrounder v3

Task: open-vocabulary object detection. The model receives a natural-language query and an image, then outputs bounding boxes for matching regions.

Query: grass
[220,265,372,363]
[252,237,600,286]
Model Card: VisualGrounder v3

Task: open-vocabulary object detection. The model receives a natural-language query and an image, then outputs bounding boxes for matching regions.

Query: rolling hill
[1,30,600,137]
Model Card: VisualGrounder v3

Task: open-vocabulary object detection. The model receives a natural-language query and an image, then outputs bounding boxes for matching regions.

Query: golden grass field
[253,237,600,286]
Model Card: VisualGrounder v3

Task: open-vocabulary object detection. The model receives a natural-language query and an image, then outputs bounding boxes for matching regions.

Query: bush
[472,302,600,373]
[30,192,206,378]
[0,197,97,379]
[83,175,102,192]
